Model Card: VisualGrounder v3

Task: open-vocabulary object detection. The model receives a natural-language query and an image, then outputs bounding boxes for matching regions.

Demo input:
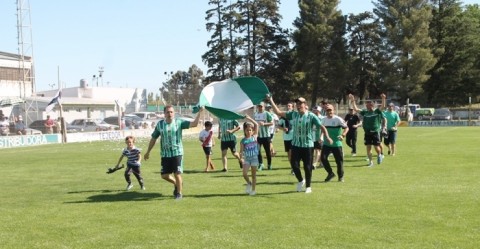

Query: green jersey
[286,111,321,148]
[321,115,347,147]
[254,111,273,138]
[151,119,190,158]
[218,118,239,142]
[359,109,385,132]
[384,111,400,131]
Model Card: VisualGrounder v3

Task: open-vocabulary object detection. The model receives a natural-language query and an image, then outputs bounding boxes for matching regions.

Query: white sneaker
[245,183,252,194]
[249,191,256,196]
[296,180,305,192]
[352,153,356,157]
[368,161,374,167]
[126,183,133,191]
[305,187,312,193]
[141,185,146,190]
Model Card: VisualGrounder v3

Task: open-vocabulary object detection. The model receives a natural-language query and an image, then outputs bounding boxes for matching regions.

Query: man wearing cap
[311,106,324,168]
[321,104,348,182]
[344,108,362,156]
[265,104,279,157]
[217,118,242,172]
[348,94,387,166]
[277,102,294,167]
[383,103,401,156]
[267,95,332,193]
[254,102,274,170]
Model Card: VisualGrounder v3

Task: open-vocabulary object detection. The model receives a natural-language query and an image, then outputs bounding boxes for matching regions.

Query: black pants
[257,137,272,166]
[345,130,357,153]
[125,165,143,185]
[320,146,344,178]
[291,146,313,187]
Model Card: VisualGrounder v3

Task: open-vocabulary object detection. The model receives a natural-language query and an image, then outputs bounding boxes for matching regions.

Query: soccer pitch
[1,127,478,248]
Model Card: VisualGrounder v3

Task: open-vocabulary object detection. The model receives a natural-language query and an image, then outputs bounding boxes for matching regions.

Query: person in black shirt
[344,108,362,156]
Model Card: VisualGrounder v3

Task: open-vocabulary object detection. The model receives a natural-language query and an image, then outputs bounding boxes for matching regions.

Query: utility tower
[16,0,35,97]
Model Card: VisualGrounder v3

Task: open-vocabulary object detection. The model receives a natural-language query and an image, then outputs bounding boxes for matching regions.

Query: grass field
[1,127,479,248]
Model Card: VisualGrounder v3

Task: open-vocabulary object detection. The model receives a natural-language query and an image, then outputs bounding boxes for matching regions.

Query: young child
[116,136,144,190]
[199,121,215,172]
[239,115,259,196]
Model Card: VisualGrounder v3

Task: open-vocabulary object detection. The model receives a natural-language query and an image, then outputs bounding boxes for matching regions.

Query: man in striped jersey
[144,105,203,200]
[218,118,242,172]
[267,95,332,193]
[254,102,274,170]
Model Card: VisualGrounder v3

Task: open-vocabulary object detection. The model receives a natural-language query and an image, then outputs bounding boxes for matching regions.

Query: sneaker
[258,164,264,171]
[352,153,356,157]
[339,177,344,182]
[126,183,133,191]
[368,161,374,167]
[388,150,391,155]
[221,168,228,172]
[377,154,384,164]
[296,180,305,192]
[249,191,256,196]
[173,186,178,196]
[141,185,146,190]
[392,153,396,156]
[305,187,312,193]
[245,183,252,194]
[325,173,336,182]
[174,193,183,200]
[267,165,272,170]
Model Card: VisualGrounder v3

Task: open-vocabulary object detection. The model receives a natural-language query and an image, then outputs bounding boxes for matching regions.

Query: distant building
[1,50,148,125]
[24,82,147,124]
[0,51,33,99]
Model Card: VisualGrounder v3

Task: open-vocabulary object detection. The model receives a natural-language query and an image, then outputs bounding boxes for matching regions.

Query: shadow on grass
[187,190,295,198]
[64,190,163,204]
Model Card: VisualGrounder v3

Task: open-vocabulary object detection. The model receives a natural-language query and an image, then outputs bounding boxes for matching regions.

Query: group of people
[0,114,29,136]
[113,94,402,200]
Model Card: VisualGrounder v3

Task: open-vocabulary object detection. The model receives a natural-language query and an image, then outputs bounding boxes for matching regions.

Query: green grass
[1,127,479,248]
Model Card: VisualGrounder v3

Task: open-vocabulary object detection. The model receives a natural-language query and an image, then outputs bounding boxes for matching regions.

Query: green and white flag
[195,76,270,120]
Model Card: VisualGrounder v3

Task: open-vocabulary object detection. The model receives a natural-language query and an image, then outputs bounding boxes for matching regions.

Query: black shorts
[161,155,183,174]
[202,146,212,155]
[364,131,381,146]
[313,141,322,150]
[221,141,237,153]
[284,140,292,152]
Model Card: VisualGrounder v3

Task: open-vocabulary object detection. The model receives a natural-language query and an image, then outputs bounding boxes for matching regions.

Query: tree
[425,1,480,106]
[347,12,383,100]
[373,0,437,103]
[292,0,342,106]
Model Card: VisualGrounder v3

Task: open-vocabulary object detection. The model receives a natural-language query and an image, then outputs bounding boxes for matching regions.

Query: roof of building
[0,51,31,61]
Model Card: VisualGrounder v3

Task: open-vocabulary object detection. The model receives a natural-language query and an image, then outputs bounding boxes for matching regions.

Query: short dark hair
[204,121,213,127]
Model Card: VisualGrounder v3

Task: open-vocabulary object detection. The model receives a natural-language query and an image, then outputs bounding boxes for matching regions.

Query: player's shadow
[65,190,163,204]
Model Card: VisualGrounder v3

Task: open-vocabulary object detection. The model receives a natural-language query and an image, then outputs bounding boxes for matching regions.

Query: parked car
[28,120,51,134]
[103,115,143,129]
[431,108,452,120]
[70,118,118,132]
[415,108,434,120]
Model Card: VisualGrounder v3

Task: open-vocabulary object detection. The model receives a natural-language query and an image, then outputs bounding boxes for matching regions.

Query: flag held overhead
[194,76,270,120]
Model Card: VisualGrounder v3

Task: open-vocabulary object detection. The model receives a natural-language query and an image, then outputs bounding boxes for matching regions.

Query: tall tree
[347,12,383,100]
[292,0,342,106]
[425,1,480,106]
[373,0,437,103]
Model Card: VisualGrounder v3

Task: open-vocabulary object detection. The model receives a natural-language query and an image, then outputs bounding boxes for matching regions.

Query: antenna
[16,0,35,97]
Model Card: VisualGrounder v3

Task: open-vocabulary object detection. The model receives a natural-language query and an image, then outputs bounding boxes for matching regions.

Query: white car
[69,119,118,132]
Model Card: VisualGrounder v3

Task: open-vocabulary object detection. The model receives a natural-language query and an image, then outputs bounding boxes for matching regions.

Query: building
[1,50,147,125]
[0,51,33,99]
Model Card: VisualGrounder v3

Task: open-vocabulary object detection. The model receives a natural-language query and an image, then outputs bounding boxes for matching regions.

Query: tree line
[153,0,480,109]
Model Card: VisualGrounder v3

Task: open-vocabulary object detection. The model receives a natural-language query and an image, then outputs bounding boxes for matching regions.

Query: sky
[0,0,477,95]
